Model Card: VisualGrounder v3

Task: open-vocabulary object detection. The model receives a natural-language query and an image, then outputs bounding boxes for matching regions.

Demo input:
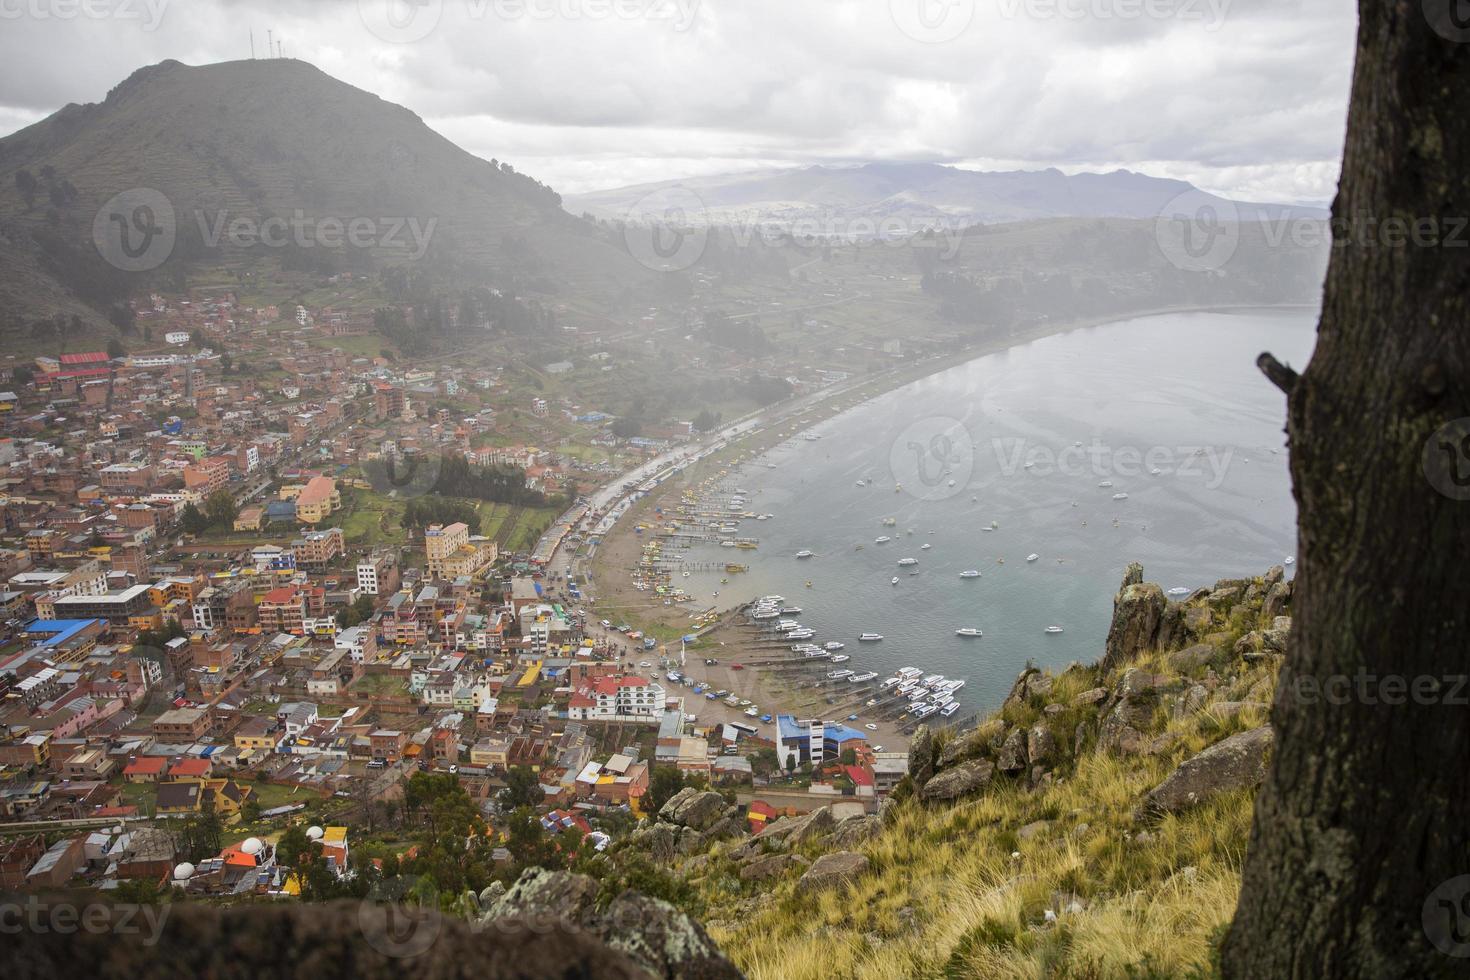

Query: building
[47,583,155,623]
[153,706,210,741]
[424,522,469,579]
[370,730,407,762]
[567,675,666,723]
[257,586,307,633]
[356,553,398,596]
[292,476,340,524]
[291,528,343,572]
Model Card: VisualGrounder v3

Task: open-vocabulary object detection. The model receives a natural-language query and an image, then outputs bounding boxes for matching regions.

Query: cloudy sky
[0,0,1355,202]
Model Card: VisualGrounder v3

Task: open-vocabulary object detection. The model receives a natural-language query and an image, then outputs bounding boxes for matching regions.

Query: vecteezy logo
[1424,0,1470,43]
[359,876,442,959]
[1423,874,1470,957]
[890,0,975,43]
[362,451,443,499]
[93,188,176,272]
[359,0,443,43]
[889,416,974,501]
[622,187,709,272]
[1423,417,1470,501]
[1154,189,1240,273]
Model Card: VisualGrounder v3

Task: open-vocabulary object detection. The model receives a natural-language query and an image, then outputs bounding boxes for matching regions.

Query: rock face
[920,758,995,802]
[1168,643,1216,674]
[739,852,809,881]
[7,893,668,980]
[1141,726,1275,816]
[828,814,883,849]
[1101,563,1166,674]
[1262,580,1292,620]
[997,728,1029,772]
[797,851,870,893]
[478,869,742,979]
[1027,724,1058,766]
[907,724,935,785]
[659,788,728,831]
[1098,668,1166,754]
[757,806,834,848]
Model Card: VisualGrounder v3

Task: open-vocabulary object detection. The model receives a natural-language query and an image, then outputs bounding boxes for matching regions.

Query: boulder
[1262,616,1292,652]
[1155,601,1186,651]
[1183,605,1213,634]
[1003,668,1041,711]
[907,724,935,785]
[1262,580,1292,620]
[1174,684,1209,719]
[997,728,1029,773]
[1101,563,1167,674]
[1140,725,1275,816]
[1026,724,1058,766]
[704,815,747,841]
[878,795,899,826]
[1169,643,1216,673]
[1072,687,1108,708]
[1018,819,1050,841]
[797,851,870,894]
[828,814,883,849]
[787,806,836,847]
[1024,672,1054,700]
[601,890,744,979]
[1264,564,1285,587]
[477,867,599,923]
[1233,632,1263,657]
[659,788,728,831]
[738,852,808,882]
[920,758,995,802]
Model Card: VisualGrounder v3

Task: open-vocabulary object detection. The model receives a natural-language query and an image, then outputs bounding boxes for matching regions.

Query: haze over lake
[675,309,1315,717]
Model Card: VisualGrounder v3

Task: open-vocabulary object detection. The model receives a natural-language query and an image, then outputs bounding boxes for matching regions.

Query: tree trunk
[1222,6,1470,978]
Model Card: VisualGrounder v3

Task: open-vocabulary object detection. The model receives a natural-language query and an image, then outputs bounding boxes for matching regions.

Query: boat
[828,669,853,680]
[959,570,981,579]
[781,606,802,614]
[881,517,897,526]
[859,633,884,642]
[1167,586,1191,596]
[920,543,932,550]
[795,550,814,559]
[891,576,899,585]
[1026,553,1040,562]
[855,479,866,487]
[881,676,902,689]
[850,671,878,683]
[875,535,891,544]
[1044,626,1064,634]
[829,654,850,664]
[1098,480,1113,488]
[824,641,845,651]
[941,702,961,717]
[725,563,748,573]
[1112,492,1129,500]
[787,628,815,640]
[897,557,918,566]
[1284,556,1296,565]
[955,627,982,637]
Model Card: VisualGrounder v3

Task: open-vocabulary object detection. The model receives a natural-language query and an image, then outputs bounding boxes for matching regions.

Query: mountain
[566,161,1325,233]
[0,59,650,341]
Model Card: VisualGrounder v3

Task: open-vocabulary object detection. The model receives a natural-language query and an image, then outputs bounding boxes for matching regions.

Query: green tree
[645,766,685,815]
[179,502,210,535]
[204,489,238,528]
[838,748,858,767]
[500,765,543,810]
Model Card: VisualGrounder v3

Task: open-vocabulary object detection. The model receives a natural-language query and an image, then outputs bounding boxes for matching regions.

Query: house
[370,729,407,762]
[26,836,85,888]
[169,756,213,780]
[122,755,169,782]
[234,715,279,751]
[153,706,210,741]
[567,675,666,723]
[61,747,115,780]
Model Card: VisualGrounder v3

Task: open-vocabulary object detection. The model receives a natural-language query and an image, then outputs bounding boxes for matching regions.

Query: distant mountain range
[566,162,1326,234]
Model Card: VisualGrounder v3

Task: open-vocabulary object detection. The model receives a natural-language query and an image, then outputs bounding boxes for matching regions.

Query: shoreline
[573,302,1317,743]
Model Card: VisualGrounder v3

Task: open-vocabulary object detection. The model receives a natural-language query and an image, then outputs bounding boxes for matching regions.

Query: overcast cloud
[0,0,1355,202]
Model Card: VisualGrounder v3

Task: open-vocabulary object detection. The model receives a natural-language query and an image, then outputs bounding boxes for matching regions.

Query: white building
[567,676,666,723]
[165,331,191,345]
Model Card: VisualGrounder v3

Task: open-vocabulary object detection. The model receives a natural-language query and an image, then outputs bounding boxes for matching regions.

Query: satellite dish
[173,862,195,880]
[241,837,263,855]
[306,826,324,840]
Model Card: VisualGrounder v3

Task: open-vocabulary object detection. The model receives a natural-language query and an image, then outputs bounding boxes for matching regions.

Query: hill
[565,161,1326,231]
[0,59,651,343]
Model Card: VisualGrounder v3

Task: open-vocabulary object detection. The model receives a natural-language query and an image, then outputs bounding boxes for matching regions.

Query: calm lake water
[678,309,1316,718]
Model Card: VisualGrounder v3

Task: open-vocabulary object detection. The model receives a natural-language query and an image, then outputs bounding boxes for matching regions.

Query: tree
[645,766,685,816]
[838,748,857,767]
[107,337,126,359]
[179,502,210,535]
[500,765,542,810]
[1222,10,1470,979]
[204,489,238,528]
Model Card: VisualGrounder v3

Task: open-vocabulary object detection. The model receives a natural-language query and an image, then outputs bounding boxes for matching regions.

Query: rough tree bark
[1222,5,1469,978]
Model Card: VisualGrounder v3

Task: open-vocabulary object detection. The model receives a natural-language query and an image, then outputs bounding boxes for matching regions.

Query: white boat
[874,535,891,544]
[1026,553,1040,562]
[941,702,960,717]
[1044,626,1064,634]
[920,543,932,550]
[897,557,918,566]
[955,627,982,637]
[787,629,815,640]
[781,606,802,614]
[829,654,850,664]
[1098,480,1113,488]
[1284,556,1295,565]
[824,641,845,651]
[1167,586,1191,596]
[855,479,866,487]
[859,632,884,642]
[795,550,814,559]
[891,576,899,585]
[959,569,981,579]
[1112,492,1129,500]
[828,669,852,680]
[850,671,878,683]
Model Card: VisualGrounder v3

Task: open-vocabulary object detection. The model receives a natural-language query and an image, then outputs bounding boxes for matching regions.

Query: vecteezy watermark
[1423,875,1470,958]
[1423,417,1470,501]
[93,188,177,273]
[991,438,1236,488]
[361,450,444,500]
[726,210,968,261]
[0,898,170,945]
[359,876,442,958]
[622,186,709,273]
[196,209,438,260]
[889,416,976,501]
[1285,672,1470,707]
[1423,0,1470,44]
[997,0,1232,29]
[890,0,976,43]
[0,0,169,30]
[359,0,699,44]
[1154,189,1241,273]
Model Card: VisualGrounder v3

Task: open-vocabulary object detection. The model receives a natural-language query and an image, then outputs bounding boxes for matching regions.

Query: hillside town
[0,289,905,898]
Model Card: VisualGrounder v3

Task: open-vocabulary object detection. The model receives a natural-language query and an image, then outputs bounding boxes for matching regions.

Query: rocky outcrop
[920,758,995,802]
[659,788,728,831]
[1168,643,1216,674]
[478,869,741,979]
[797,851,870,893]
[1098,668,1166,753]
[739,852,809,881]
[1027,724,1058,766]
[1101,563,1167,674]
[997,728,1029,773]
[1262,580,1292,620]
[1140,725,1275,816]
[8,890,687,980]
[756,806,833,848]
[907,724,935,785]
[828,814,883,849]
